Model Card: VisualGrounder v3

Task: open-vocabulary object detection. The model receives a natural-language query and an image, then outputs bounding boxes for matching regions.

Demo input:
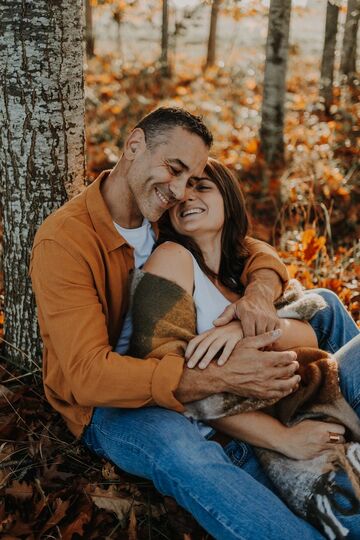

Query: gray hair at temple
[135,107,213,150]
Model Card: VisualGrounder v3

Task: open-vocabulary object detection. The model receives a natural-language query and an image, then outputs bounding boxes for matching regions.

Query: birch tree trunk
[320,1,340,112]
[260,0,292,166]
[206,0,221,68]
[160,0,171,76]
[340,0,360,81]
[0,0,86,365]
[85,0,95,58]
[113,6,124,61]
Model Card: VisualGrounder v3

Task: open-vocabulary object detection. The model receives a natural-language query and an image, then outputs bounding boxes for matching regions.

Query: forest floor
[0,1,360,538]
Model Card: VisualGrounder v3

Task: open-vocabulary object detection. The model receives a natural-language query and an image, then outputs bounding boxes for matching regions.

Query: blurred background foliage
[84,0,359,324]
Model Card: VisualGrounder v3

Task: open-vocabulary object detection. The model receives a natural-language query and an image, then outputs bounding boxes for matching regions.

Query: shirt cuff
[151,354,186,412]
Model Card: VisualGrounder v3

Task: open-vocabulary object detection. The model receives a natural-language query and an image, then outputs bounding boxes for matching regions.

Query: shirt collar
[85,170,127,252]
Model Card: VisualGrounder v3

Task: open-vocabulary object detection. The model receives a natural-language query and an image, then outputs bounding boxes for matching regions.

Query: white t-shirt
[114,219,156,353]
[113,219,156,269]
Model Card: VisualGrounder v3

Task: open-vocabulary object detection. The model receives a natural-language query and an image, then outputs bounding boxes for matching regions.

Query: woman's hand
[185,321,244,369]
[279,420,345,460]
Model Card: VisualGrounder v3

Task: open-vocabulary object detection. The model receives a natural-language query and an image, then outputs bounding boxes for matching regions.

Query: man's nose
[169,176,189,201]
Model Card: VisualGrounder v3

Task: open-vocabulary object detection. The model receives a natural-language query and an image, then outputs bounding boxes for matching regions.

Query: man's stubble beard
[131,174,164,223]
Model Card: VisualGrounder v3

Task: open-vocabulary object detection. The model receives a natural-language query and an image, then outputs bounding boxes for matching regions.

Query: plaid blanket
[127,269,360,539]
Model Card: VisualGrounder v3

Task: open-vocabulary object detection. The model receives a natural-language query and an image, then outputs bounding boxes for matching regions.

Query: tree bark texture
[320,1,340,111]
[340,0,360,79]
[0,0,86,364]
[260,0,292,166]
[85,0,95,58]
[206,0,221,68]
[160,0,170,76]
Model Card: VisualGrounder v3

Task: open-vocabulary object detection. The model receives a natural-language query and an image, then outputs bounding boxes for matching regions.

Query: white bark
[260,0,292,166]
[340,0,360,79]
[0,0,86,364]
[320,1,340,111]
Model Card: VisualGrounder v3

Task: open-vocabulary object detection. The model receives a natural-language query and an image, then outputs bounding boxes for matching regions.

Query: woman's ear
[124,128,146,160]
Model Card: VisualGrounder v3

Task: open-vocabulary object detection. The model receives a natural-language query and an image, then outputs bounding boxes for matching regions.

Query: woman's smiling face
[169,176,225,238]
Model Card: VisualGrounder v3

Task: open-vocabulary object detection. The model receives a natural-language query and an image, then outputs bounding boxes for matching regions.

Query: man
[30,108,358,539]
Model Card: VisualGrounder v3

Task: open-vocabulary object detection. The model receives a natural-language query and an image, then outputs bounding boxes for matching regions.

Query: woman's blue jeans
[83,289,359,540]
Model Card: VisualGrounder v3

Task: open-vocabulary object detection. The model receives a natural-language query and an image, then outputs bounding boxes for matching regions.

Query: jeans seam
[310,324,337,353]
[228,443,249,468]
[350,394,360,411]
[95,423,247,540]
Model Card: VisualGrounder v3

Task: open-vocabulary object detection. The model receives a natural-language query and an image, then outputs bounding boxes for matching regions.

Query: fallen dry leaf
[60,510,92,540]
[5,480,33,500]
[39,497,70,535]
[128,507,137,540]
[88,485,133,524]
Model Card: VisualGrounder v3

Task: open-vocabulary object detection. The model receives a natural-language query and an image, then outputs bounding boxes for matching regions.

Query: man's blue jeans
[83,289,359,540]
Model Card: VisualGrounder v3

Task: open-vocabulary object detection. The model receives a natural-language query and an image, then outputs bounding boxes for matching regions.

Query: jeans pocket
[224,440,250,468]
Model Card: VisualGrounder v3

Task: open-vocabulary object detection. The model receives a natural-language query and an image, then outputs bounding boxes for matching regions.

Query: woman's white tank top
[190,253,231,333]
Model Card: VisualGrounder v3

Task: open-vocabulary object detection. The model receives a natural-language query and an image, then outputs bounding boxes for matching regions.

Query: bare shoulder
[143,242,194,294]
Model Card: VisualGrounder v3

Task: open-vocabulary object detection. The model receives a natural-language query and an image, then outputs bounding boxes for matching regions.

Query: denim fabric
[83,289,359,539]
[308,288,359,353]
[83,406,323,540]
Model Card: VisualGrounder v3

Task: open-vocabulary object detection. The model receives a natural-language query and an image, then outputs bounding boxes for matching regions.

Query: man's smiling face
[126,126,209,222]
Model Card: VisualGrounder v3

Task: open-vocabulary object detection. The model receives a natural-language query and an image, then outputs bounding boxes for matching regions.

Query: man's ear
[124,128,146,160]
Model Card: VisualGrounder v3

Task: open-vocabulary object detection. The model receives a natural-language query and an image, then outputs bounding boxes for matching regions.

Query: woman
[121,158,360,538]
[135,157,354,452]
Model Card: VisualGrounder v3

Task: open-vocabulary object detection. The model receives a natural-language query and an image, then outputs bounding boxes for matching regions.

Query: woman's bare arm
[210,410,345,460]
[273,318,318,350]
[143,242,300,402]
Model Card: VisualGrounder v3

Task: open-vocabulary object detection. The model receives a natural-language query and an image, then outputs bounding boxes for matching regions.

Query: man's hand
[217,331,300,400]
[213,291,280,337]
[214,269,283,337]
[175,330,300,403]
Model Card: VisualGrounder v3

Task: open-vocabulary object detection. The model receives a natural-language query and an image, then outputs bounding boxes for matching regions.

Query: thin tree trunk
[260,0,292,166]
[320,1,340,111]
[160,0,171,76]
[113,7,124,61]
[0,0,86,365]
[348,16,358,74]
[206,0,221,68]
[340,0,360,81]
[85,0,95,58]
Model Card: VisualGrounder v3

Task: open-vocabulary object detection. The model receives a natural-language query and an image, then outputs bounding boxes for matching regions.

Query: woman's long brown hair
[157,158,250,294]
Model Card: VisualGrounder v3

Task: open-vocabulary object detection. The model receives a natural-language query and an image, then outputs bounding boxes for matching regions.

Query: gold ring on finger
[328,432,341,443]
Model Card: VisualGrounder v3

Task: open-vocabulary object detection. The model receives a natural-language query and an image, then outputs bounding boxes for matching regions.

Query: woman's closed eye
[194,181,213,191]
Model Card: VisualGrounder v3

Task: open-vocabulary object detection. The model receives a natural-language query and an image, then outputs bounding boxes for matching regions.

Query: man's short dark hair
[135,107,213,150]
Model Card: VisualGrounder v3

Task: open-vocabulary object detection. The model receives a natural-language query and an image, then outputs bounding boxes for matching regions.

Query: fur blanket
[127,270,360,539]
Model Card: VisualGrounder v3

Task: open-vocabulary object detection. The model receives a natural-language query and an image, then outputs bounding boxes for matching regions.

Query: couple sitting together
[30,107,360,539]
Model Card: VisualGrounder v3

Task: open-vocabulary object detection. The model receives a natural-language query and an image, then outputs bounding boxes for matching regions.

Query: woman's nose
[183,186,196,201]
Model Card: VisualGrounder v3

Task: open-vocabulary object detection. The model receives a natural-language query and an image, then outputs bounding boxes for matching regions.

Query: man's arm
[30,239,185,412]
[214,237,289,336]
[176,331,300,403]
[142,244,299,404]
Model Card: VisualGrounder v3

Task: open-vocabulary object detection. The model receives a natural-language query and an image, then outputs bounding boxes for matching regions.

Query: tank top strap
[189,252,203,294]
